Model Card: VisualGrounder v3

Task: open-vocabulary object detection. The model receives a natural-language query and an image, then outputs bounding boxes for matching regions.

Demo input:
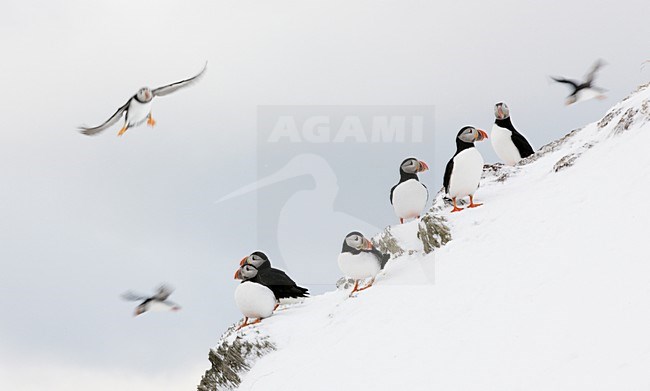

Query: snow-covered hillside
[199,83,650,391]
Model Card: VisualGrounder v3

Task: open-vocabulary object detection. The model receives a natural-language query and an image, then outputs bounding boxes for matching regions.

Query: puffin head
[234,264,258,280]
[457,126,488,144]
[343,231,374,252]
[240,251,270,268]
[134,304,146,317]
[494,102,510,119]
[136,87,153,102]
[399,157,429,175]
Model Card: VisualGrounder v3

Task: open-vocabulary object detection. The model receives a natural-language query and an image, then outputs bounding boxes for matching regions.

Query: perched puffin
[234,264,277,329]
[121,284,181,316]
[390,157,429,224]
[337,232,390,296]
[79,63,207,136]
[551,59,607,105]
[238,251,309,300]
[443,126,488,213]
[491,102,534,165]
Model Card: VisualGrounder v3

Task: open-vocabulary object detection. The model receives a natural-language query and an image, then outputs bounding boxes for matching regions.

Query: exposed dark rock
[372,226,406,258]
[198,331,276,391]
[417,213,451,254]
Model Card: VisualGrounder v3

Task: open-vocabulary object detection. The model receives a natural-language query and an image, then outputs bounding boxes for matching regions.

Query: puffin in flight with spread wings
[121,284,181,316]
[79,63,207,136]
[551,59,607,105]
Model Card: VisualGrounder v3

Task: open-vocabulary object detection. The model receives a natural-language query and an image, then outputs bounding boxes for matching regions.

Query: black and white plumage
[390,157,429,224]
[551,59,607,105]
[337,232,390,296]
[79,63,207,136]
[239,251,309,300]
[443,126,488,213]
[121,284,181,316]
[234,264,277,329]
[490,102,534,165]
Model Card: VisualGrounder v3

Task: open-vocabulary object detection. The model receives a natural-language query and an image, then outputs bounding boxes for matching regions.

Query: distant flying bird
[551,59,607,105]
[79,63,207,136]
[121,284,181,316]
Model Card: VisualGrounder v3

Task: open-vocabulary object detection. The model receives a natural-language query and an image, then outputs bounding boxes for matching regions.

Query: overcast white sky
[1,0,649,390]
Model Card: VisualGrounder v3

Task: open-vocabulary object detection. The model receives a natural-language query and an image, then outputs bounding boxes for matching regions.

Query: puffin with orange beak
[79,62,207,137]
[337,232,390,297]
[238,251,308,300]
[390,157,430,224]
[491,102,534,165]
[234,264,277,330]
[443,126,488,212]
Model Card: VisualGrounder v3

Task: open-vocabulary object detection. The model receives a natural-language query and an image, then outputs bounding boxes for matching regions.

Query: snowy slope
[200,83,650,391]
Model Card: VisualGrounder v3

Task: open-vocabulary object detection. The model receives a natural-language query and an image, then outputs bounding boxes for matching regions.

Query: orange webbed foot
[451,197,464,212]
[117,125,128,136]
[468,195,483,208]
[356,278,375,292]
[147,116,156,127]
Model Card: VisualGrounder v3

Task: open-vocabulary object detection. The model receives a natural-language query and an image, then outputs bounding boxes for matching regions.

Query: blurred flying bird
[551,59,607,105]
[121,284,181,316]
[79,62,207,136]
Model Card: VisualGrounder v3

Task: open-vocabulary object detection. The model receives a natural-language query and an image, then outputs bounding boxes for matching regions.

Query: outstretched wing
[79,99,130,136]
[550,76,578,89]
[121,290,149,301]
[152,284,174,301]
[152,62,207,97]
[584,59,605,85]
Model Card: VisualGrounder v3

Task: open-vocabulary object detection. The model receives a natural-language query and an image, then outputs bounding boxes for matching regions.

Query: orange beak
[234,268,242,280]
[497,107,504,118]
[239,257,247,266]
[476,129,488,141]
[363,238,374,250]
[417,160,429,172]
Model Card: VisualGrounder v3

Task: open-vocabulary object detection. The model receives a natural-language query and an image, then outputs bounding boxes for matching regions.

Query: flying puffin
[390,157,429,224]
[490,102,534,165]
[234,264,277,329]
[79,63,207,136]
[443,126,488,213]
[337,232,390,296]
[238,251,309,300]
[121,284,181,316]
[551,59,607,105]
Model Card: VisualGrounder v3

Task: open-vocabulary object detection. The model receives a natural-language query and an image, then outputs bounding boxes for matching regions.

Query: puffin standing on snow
[491,102,534,165]
[337,232,390,296]
[121,284,181,316]
[79,63,207,136]
[443,126,488,213]
[390,158,429,224]
[234,264,277,329]
[239,251,309,301]
[551,59,607,105]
